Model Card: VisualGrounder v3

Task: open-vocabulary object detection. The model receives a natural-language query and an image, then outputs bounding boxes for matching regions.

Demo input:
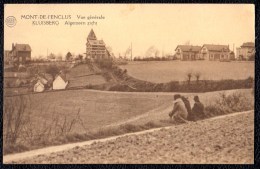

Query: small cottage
[53,74,68,90]
[32,75,49,92]
[34,80,45,92]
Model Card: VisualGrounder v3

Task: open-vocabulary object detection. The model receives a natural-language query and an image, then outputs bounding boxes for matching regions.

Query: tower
[87,29,97,41]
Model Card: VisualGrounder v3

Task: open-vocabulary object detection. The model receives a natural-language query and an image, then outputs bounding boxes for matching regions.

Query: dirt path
[104,102,172,128]
[4,110,253,164]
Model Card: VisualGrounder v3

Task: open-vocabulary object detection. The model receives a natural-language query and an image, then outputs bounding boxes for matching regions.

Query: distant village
[4,29,255,94]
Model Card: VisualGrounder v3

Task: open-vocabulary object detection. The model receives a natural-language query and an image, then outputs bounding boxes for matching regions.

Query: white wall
[53,76,68,90]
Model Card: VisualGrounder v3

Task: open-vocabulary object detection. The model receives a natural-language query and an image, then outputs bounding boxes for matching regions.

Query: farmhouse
[10,43,31,66]
[86,29,110,60]
[236,42,255,60]
[175,45,202,60]
[53,74,68,90]
[200,44,230,61]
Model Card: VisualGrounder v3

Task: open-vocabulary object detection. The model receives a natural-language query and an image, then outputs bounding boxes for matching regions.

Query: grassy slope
[5,89,252,133]
[3,88,253,154]
[67,64,106,88]
[5,90,173,133]
[120,61,254,83]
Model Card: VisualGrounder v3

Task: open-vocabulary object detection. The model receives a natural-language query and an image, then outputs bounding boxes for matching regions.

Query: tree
[46,64,60,79]
[78,54,83,60]
[194,72,201,84]
[47,53,56,60]
[186,71,193,85]
[4,96,31,145]
[66,52,72,61]
[145,46,160,58]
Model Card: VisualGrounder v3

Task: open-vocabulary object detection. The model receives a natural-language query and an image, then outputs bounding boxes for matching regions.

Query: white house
[53,74,68,90]
[34,80,45,92]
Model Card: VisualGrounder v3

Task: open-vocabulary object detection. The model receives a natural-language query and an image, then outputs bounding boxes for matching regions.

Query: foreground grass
[3,90,254,155]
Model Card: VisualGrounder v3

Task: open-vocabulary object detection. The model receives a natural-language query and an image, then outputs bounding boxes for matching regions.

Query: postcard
[3,4,255,164]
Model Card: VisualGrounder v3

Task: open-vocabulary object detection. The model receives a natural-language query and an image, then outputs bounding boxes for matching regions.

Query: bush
[95,59,113,69]
[204,92,254,117]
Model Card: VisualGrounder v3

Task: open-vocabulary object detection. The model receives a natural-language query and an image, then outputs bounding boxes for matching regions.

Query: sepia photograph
[3,4,255,164]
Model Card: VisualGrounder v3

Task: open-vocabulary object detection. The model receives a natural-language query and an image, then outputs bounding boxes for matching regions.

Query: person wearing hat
[169,94,189,123]
[191,95,205,121]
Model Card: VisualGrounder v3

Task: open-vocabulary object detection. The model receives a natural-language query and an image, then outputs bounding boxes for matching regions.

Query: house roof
[88,39,105,46]
[87,29,97,40]
[35,80,45,87]
[241,42,255,48]
[202,44,230,52]
[38,77,48,85]
[13,44,32,52]
[55,73,67,82]
[175,45,202,52]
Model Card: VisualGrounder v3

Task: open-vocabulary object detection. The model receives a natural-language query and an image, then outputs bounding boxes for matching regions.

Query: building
[34,80,45,92]
[175,45,202,60]
[200,44,230,61]
[53,74,68,90]
[229,51,235,60]
[86,29,110,60]
[10,43,31,65]
[4,50,11,64]
[236,42,255,60]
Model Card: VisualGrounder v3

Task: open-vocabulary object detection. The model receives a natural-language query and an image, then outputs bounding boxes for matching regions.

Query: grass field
[5,88,253,134]
[67,64,106,88]
[4,90,173,133]
[119,61,254,83]
[3,88,253,154]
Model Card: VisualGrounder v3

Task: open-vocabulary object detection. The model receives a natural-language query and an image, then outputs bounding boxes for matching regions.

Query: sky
[4,4,255,58]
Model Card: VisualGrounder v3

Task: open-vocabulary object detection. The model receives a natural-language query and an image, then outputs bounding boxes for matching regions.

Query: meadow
[119,61,254,83]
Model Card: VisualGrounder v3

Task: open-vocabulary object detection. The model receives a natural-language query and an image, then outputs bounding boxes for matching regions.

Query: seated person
[169,94,188,123]
[191,95,205,121]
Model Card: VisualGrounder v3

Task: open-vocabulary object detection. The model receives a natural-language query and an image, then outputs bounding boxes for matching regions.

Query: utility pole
[47,48,48,58]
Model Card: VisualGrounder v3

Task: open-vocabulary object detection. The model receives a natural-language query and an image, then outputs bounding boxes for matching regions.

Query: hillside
[3,88,253,155]
[8,111,254,164]
[67,64,106,88]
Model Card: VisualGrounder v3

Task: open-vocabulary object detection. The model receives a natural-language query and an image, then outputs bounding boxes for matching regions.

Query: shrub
[46,64,60,79]
[204,92,254,117]
[144,121,160,128]
[120,124,142,132]
[95,59,113,69]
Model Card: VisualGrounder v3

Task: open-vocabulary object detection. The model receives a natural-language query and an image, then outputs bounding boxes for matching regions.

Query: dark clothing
[181,97,193,121]
[192,101,205,120]
[181,97,192,115]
